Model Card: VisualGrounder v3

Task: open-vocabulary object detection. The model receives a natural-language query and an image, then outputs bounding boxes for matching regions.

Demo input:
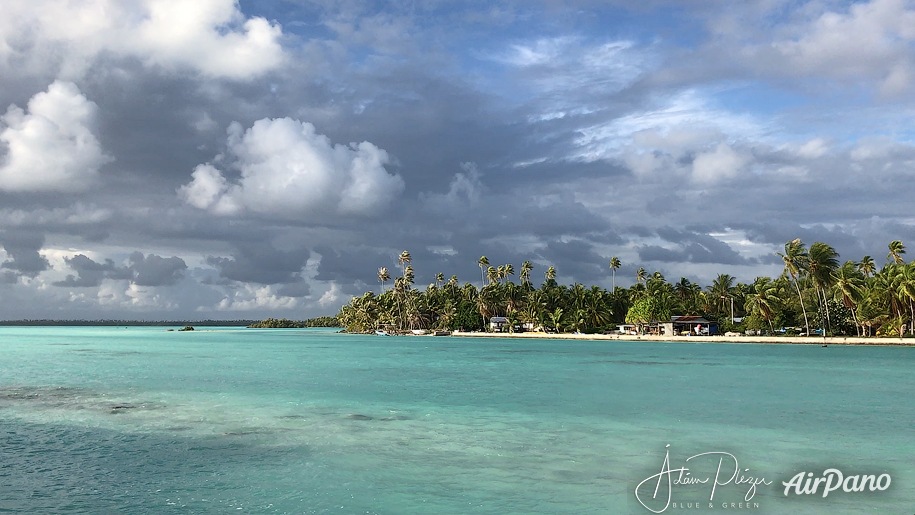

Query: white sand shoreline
[450,330,915,346]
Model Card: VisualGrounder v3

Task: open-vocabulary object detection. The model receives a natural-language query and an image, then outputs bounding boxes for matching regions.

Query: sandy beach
[450,330,915,346]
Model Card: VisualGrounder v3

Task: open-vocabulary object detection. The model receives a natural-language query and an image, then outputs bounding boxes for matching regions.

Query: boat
[375,330,391,336]
[433,331,451,336]
[411,329,429,335]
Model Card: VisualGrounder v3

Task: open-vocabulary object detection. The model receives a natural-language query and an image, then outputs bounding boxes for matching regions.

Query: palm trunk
[793,277,810,335]
[850,305,860,337]
[909,300,914,335]
[819,287,831,336]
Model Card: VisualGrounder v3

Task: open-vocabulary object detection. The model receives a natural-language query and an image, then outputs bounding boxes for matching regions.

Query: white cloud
[691,143,749,183]
[737,0,915,96]
[0,0,285,80]
[318,282,342,308]
[179,118,405,218]
[213,284,300,311]
[794,138,831,159]
[0,81,112,192]
[180,164,241,215]
[575,89,764,164]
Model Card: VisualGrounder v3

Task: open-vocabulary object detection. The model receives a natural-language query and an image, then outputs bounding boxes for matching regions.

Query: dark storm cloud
[0,231,49,277]
[540,238,609,282]
[127,252,187,286]
[52,252,186,287]
[314,245,394,284]
[53,254,118,287]
[206,244,311,285]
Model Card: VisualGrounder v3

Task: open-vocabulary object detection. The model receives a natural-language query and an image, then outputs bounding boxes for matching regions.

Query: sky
[2,0,915,320]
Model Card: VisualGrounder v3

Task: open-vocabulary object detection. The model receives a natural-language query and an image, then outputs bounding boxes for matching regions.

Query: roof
[490,316,509,322]
[671,315,713,324]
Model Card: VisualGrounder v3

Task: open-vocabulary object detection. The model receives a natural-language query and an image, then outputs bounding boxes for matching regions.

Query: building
[489,316,509,332]
[661,315,718,336]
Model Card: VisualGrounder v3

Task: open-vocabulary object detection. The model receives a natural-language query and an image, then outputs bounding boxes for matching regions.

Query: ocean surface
[0,327,911,514]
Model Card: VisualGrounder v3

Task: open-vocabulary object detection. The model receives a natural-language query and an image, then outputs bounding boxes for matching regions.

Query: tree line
[336,240,915,338]
[247,316,340,328]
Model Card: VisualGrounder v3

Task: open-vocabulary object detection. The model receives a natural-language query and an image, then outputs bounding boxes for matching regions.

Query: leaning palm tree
[609,257,621,291]
[545,266,556,282]
[778,238,811,335]
[808,241,839,334]
[478,256,489,288]
[888,240,906,265]
[378,266,390,293]
[636,267,647,284]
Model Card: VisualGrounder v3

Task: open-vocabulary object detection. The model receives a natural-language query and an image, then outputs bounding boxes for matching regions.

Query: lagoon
[0,326,911,513]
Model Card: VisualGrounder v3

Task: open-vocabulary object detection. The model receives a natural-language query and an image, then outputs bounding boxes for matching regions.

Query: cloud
[127,252,187,286]
[212,284,301,311]
[53,254,117,287]
[420,162,486,214]
[53,252,186,288]
[0,81,111,192]
[0,0,285,80]
[0,231,50,278]
[206,243,310,285]
[179,118,405,218]
[638,228,757,266]
[691,143,749,183]
[721,0,915,97]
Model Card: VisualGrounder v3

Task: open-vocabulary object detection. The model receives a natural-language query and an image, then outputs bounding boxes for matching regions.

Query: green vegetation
[247,317,340,328]
[337,240,915,337]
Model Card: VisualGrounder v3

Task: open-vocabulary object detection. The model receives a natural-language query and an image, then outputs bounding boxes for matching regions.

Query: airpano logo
[781,469,891,497]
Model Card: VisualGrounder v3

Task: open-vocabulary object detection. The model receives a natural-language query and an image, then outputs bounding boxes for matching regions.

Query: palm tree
[808,242,839,334]
[378,266,390,293]
[609,257,621,291]
[888,240,906,265]
[833,261,865,335]
[478,256,489,288]
[399,250,412,278]
[486,266,499,286]
[503,263,515,283]
[545,266,556,282]
[778,238,811,335]
[857,255,876,277]
[636,267,647,284]
[520,260,534,288]
[744,277,780,333]
[548,307,564,333]
[709,273,736,322]
[894,262,915,335]
[673,278,702,314]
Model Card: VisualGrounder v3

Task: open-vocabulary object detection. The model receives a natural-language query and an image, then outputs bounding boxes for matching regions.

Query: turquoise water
[0,327,911,514]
